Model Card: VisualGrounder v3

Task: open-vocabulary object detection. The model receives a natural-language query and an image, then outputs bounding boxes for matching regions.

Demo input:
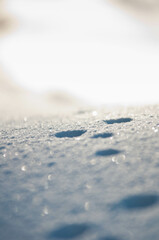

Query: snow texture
[1,105,159,240]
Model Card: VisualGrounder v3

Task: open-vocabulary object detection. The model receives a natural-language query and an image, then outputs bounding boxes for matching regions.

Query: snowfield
[1,105,159,240]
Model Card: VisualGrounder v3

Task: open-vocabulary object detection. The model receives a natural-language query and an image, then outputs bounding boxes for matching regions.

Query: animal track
[100,236,122,240]
[95,149,121,157]
[92,133,113,139]
[104,118,132,124]
[47,162,56,167]
[55,130,87,138]
[113,194,159,210]
[47,223,91,239]
[0,146,5,150]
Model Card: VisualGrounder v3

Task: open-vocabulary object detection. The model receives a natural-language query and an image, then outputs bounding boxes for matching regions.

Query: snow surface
[1,105,159,240]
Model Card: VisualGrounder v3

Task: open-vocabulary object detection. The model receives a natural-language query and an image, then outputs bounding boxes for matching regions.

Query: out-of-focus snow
[0,71,82,118]
[0,0,15,35]
[109,0,159,23]
[1,0,159,105]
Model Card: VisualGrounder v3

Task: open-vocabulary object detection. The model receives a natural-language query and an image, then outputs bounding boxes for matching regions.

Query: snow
[1,1,159,239]
[1,105,159,239]
[2,0,159,105]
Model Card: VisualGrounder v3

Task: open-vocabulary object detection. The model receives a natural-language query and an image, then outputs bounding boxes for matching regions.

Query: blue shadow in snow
[112,194,159,211]
[104,118,132,124]
[47,162,56,167]
[91,133,113,139]
[47,223,91,239]
[100,237,122,240]
[95,149,121,157]
[55,130,87,138]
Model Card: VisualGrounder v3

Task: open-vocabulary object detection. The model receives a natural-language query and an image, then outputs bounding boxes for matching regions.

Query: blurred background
[0,0,159,115]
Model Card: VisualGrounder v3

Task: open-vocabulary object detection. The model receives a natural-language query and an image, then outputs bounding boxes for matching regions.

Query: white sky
[1,0,159,105]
